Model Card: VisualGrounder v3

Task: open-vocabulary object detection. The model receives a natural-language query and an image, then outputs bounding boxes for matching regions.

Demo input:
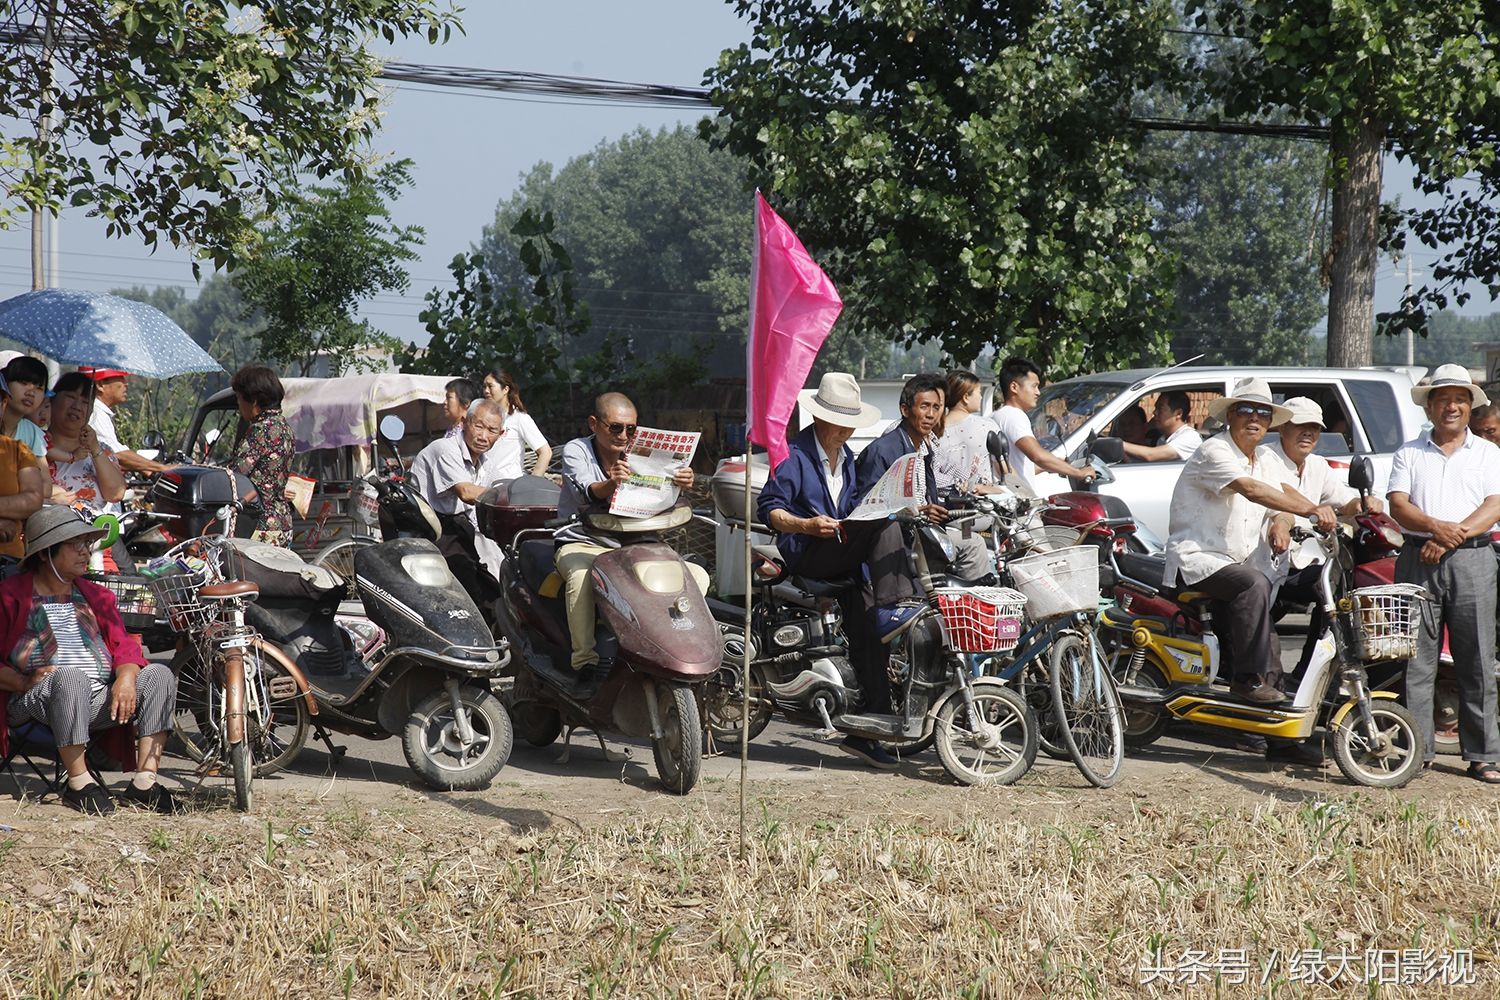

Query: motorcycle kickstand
[814,697,839,740]
[313,724,346,764]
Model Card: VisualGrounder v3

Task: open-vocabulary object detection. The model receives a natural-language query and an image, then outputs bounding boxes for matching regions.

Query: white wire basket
[144,540,224,633]
[932,586,1028,653]
[1006,545,1100,620]
[1342,583,1427,662]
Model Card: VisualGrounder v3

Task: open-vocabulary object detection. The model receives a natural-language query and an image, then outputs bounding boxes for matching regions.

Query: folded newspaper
[845,452,926,521]
[609,428,701,517]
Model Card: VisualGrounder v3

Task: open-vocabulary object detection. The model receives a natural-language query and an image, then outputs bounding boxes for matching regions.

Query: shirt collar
[1420,429,1476,450]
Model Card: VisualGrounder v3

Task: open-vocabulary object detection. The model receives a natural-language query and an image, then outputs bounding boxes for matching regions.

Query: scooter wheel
[403,686,514,791]
[515,703,563,748]
[652,683,703,795]
[1332,700,1424,788]
[934,678,1038,786]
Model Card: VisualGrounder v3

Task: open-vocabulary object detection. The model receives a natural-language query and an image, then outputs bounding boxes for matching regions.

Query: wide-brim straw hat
[1207,377,1293,427]
[1273,396,1325,429]
[24,505,107,559]
[1411,363,1489,407]
[798,372,881,429]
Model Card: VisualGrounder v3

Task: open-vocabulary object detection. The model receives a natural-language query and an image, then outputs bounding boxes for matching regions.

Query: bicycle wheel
[1048,630,1125,788]
[312,536,377,597]
[934,678,1038,786]
[170,642,310,777]
[230,740,253,811]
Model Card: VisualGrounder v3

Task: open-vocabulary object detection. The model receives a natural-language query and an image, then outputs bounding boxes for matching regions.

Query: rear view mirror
[1348,455,1374,493]
[378,415,406,443]
[986,429,1008,461]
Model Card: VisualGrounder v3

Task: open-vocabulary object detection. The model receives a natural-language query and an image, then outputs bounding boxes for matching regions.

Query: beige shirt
[1165,435,1289,586]
[1257,441,1359,574]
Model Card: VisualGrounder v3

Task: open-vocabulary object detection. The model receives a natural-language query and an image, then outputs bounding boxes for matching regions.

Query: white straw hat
[798,372,881,429]
[1411,363,1489,407]
[1207,378,1293,427]
[1274,396,1325,429]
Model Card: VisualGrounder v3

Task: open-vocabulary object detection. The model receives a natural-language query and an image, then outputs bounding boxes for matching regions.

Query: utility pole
[1403,254,1423,367]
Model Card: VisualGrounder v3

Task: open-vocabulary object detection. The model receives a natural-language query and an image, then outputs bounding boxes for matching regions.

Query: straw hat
[1411,363,1489,407]
[1206,377,1293,427]
[1273,396,1325,429]
[798,372,880,429]
[24,506,107,559]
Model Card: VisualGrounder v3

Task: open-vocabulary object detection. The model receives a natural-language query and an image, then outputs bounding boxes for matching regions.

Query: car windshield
[1027,379,1130,450]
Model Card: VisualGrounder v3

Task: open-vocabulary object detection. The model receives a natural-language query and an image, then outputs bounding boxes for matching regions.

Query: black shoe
[840,736,900,771]
[119,782,183,814]
[1230,681,1287,705]
[61,782,114,816]
[1232,733,1268,754]
[1266,741,1324,767]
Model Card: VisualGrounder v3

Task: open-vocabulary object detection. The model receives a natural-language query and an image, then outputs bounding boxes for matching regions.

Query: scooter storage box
[711,456,770,527]
[146,465,261,539]
[476,475,560,547]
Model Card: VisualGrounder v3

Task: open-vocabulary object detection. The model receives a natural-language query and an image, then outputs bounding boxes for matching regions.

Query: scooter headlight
[401,552,453,587]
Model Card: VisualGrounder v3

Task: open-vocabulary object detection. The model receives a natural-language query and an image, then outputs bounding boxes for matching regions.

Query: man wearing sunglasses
[1164,379,1337,761]
[556,392,695,672]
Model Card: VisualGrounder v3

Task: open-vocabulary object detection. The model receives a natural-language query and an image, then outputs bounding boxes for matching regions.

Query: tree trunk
[1325,115,1385,368]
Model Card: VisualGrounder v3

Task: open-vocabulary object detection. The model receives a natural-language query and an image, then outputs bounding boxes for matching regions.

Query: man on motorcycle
[1387,365,1500,782]
[758,372,915,769]
[556,392,695,673]
[1259,397,1383,678]
[1164,378,1337,734]
[409,398,516,609]
[1122,390,1203,463]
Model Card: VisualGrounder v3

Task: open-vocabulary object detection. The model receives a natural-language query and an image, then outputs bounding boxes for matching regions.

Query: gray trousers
[6,662,176,748]
[1395,543,1500,763]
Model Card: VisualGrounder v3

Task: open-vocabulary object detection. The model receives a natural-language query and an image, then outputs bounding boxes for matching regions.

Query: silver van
[1022,365,1428,539]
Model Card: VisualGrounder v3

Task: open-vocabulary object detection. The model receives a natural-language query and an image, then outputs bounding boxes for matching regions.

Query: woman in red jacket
[0,506,178,814]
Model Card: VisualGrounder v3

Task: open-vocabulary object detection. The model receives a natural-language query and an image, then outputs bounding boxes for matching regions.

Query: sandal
[1467,761,1500,784]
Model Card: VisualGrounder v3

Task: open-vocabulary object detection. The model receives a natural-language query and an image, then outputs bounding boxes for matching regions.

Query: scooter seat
[1115,551,1167,589]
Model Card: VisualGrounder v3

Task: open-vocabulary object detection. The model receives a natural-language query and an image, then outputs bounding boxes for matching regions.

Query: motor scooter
[173,418,515,791]
[1098,457,1427,787]
[479,476,719,794]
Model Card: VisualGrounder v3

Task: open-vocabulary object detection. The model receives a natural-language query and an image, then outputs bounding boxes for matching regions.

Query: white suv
[1021,365,1429,539]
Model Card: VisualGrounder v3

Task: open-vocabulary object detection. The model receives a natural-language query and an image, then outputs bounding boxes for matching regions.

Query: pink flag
[747,192,843,469]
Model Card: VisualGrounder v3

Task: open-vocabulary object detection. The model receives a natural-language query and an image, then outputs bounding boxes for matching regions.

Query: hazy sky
[0,2,1488,352]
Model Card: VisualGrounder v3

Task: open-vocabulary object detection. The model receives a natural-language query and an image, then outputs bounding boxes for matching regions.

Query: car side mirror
[987,429,1008,462]
[1090,435,1125,465]
[1348,455,1374,493]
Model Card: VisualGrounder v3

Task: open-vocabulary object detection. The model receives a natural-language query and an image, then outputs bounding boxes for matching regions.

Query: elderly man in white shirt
[1164,379,1337,738]
[1387,365,1500,783]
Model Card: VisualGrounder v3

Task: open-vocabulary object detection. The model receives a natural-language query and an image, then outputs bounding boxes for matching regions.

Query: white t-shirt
[504,411,547,452]
[992,404,1037,488]
[1164,424,1204,460]
[1164,435,1289,586]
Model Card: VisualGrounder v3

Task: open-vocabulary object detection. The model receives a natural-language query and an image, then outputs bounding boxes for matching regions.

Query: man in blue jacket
[758,372,915,769]
[855,372,994,585]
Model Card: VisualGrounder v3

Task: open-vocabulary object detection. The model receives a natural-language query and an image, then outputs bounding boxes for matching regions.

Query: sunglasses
[599,420,637,437]
[1233,404,1273,418]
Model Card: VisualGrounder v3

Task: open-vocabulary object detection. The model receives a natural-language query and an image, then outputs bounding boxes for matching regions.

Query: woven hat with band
[1206,377,1293,427]
[23,506,107,559]
[798,372,881,429]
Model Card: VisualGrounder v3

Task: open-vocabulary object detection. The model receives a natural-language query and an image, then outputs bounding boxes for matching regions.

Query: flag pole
[739,192,760,863]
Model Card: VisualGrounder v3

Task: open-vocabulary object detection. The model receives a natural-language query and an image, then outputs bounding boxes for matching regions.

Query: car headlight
[401,552,453,587]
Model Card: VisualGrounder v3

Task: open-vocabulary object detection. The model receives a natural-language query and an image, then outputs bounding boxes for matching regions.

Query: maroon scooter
[477,476,718,794]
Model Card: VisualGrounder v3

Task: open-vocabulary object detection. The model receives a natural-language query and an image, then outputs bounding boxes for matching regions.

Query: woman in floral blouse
[229,365,295,546]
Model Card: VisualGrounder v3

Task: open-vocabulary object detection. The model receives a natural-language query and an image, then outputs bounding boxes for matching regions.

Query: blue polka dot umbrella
[0,288,224,378]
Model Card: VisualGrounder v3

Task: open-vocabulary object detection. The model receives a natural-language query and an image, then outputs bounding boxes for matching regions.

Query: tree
[703,0,1179,376]
[1370,311,1500,371]
[0,1,457,282]
[401,210,588,420]
[478,126,752,376]
[232,160,423,376]
[1189,2,1500,366]
[1146,130,1326,365]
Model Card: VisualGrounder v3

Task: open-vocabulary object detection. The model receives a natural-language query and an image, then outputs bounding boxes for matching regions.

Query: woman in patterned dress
[46,371,127,516]
[229,365,295,546]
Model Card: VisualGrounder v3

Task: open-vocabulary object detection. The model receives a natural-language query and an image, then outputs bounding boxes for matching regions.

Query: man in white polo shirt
[1387,364,1500,783]
[1122,390,1202,463]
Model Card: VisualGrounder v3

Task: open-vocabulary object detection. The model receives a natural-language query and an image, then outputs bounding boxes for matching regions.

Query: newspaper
[846,452,926,521]
[609,427,701,517]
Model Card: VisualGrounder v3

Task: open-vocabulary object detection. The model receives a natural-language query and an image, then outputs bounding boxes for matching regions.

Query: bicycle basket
[144,542,222,633]
[932,586,1027,653]
[1341,583,1427,662]
[86,574,161,631]
[1006,545,1100,620]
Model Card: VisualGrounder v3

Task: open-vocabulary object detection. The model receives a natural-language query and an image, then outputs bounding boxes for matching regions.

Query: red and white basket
[932,587,1028,653]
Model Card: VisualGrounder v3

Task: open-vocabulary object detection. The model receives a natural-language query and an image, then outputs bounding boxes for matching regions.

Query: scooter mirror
[141,430,165,451]
[1348,455,1374,493]
[987,429,1009,462]
[1091,435,1126,465]
[378,415,407,443]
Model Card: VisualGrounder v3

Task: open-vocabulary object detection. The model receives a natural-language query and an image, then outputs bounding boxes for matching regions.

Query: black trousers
[1188,563,1279,689]
[790,519,917,715]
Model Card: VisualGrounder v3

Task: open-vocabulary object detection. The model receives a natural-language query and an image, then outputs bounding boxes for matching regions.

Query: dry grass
[0,790,1497,999]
